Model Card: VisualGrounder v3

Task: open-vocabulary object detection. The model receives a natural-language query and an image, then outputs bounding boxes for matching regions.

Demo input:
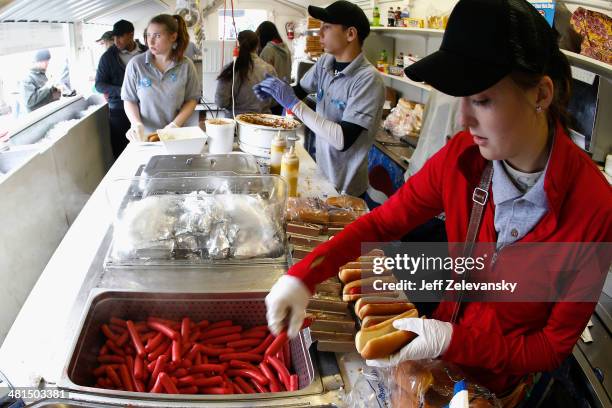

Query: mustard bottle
[280,146,299,197]
[270,132,286,175]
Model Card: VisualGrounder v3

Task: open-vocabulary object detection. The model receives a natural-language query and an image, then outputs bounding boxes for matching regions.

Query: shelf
[561,50,612,79]
[370,26,445,36]
[380,72,432,92]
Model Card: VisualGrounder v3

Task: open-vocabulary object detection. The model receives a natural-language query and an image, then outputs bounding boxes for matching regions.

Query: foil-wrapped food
[110,192,285,263]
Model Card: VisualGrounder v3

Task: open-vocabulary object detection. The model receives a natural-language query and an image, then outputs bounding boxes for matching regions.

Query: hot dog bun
[354,296,406,314]
[358,248,384,260]
[355,309,419,359]
[361,315,397,328]
[339,268,388,284]
[342,276,398,302]
[358,302,415,320]
[325,195,368,211]
[328,208,356,223]
[360,330,417,360]
[340,261,373,271]
[339,269,366,284]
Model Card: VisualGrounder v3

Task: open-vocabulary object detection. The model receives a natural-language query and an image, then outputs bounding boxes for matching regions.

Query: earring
[535,105,542,112]
[172,42,177,50]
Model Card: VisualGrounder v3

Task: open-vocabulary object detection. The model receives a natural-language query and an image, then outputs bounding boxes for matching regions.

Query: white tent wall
[199,0,307,44]
[117,0,309,57]
[0,22,65,55]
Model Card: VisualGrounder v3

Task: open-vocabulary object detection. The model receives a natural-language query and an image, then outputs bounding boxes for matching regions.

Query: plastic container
[104,175,288,268]
[157,126,208,155]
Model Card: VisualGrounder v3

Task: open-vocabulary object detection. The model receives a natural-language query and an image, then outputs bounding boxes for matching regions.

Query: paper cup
[206,119,235,154]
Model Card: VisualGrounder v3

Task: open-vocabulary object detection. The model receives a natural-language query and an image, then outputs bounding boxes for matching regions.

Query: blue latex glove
[253,74,299,110]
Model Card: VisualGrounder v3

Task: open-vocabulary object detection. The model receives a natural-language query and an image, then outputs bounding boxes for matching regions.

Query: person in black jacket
[95,20,146,159]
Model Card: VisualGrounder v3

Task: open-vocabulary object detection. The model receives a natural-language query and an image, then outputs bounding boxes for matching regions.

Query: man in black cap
[96,31,114,50]
[21,49,61,113]
[95,19,146,159]
[254,0,384,198]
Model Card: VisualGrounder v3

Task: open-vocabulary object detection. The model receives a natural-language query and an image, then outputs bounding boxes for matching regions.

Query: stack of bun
[338,249,397,301]
[355,309,419,359]
[336,249,421,360]
[305,35,324,57]
[286,195,368,262]
[307,17,322,29]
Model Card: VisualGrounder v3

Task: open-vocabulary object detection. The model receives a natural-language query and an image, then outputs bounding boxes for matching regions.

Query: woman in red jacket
[265,0,612,403]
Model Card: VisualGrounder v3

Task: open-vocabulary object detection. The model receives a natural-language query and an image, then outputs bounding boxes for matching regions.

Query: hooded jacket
[260,41,292,83]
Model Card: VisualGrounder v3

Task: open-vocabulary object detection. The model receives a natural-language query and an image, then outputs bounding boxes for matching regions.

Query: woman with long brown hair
[122,14,201,140]
[215,30,277,118]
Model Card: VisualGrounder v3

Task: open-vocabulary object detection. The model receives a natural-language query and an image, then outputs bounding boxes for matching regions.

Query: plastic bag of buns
[325,195,368,226]
[389,359,501,407]
[286,195,368,226]
[286,197,330,224]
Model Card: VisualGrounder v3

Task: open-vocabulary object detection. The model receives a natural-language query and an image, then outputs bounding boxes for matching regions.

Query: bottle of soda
[372,6,380,26]
[396,52,404,67]
[380,49,388,64]
[388,7,395,27]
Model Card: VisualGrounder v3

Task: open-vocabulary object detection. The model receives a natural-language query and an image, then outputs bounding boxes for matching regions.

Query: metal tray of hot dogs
[59,290,345,405]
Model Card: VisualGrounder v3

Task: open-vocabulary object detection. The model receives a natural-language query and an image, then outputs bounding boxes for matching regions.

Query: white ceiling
[0,0,321,23]
[0,0,169,23]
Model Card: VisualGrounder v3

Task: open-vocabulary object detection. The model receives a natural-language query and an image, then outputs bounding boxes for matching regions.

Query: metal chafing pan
[59,290,343,406]
[141,153,261,178]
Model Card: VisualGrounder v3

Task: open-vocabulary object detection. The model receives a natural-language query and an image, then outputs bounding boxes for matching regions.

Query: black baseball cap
[96,31,113,42]
[112,20,135,36]
[405,0,558,97]
[308,1,370,42]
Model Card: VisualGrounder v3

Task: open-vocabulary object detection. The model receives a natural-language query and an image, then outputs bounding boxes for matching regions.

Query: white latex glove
[126,122,145,142]
[366,318,453,367]
[164,121,178,129]
[265,275,311,339]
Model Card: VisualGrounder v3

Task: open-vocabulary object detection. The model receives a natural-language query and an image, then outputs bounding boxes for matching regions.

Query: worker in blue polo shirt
[254,1,385,197]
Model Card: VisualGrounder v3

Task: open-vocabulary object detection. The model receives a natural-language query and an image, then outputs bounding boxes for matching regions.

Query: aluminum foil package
[216,194,284,259]
[206,220,234,259]
[110,189,285,264]
[111,195,181,260]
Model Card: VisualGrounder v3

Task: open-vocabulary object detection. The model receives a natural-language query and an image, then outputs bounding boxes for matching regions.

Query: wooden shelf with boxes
[304,17,324,59]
